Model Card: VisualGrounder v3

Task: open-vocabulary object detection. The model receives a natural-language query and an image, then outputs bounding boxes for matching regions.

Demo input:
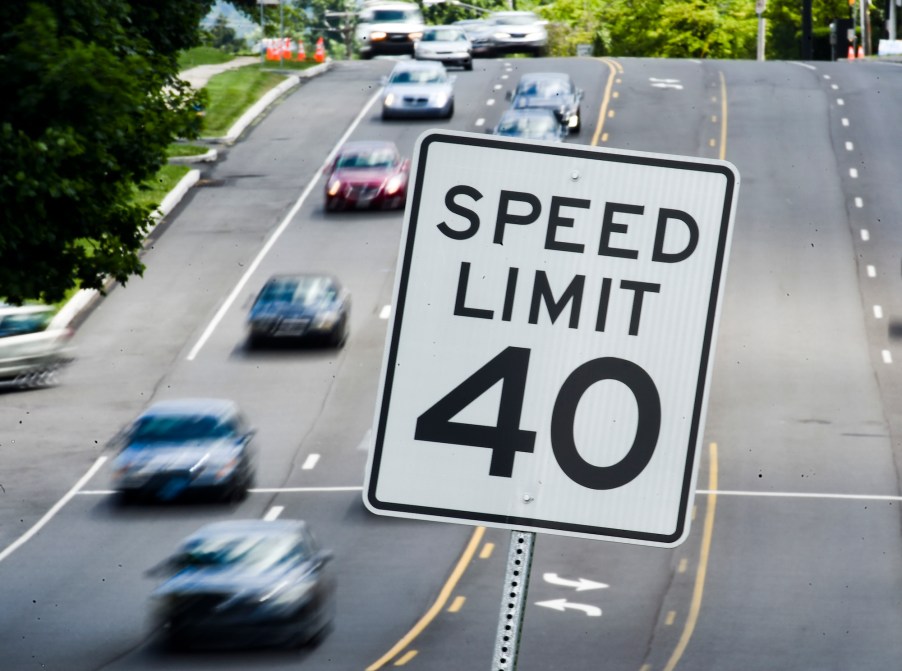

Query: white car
[414,26,473,70]
[381,61,456,119]
[485,11,548,57]
[0,305,74,387]
[356,1,425,59]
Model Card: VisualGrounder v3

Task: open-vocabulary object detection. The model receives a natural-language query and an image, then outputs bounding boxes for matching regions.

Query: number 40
[414,346,662,491]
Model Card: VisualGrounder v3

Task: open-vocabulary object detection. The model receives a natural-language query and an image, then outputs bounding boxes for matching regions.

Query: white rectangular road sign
[364,130,739,547]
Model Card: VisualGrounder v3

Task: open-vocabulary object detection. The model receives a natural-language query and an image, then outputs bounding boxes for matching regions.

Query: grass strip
[201,65,287,136]
[178,46,236,70]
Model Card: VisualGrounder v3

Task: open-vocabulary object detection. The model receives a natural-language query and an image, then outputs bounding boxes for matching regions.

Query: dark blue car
[507,72,583,134]
[491,108,568,142]
[247,274,350,348]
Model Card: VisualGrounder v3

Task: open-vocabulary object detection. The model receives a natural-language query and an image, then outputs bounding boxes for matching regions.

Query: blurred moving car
[508,71,583,133]
[247,274,350,348]
[414,26,473,70]
[382,61,455,120]
[491,108,568,141]
[0,304,74,387]
[150,519,336,649]
[452,18,494,57]
[484,11,548,57]
[110,398,257,503]
[324,140,410,211]
[356,1,425,59]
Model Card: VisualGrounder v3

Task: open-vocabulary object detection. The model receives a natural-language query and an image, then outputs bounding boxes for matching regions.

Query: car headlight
[433,93,449,107]
[494,31,511,39]
[385,175,404,196]
[256,580,315,613]
[327,178,341,196]
[409,31,423,40]
[370,31,387,41]
[384,93,396,107]
[313,310,340,330]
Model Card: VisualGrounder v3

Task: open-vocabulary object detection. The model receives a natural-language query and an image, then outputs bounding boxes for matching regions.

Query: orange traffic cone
[847,44,856,59]
[266,39,279,61]
[857,44,864,59]
[314,37,326,63]
[282,37,292,60]
[296,40,306,61]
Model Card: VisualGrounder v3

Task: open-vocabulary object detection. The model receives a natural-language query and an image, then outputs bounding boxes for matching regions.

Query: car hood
[154,566,288,597]
[330,167,393,185]
[249,301,330,320]
[116,440,237,471]
[514,95,576,111]
[417,40,469,50]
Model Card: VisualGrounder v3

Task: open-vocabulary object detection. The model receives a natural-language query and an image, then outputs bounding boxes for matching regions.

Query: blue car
[507,72,583,134]
[247,274,350,348]
[491,108,568,142]
[110,398,257,502]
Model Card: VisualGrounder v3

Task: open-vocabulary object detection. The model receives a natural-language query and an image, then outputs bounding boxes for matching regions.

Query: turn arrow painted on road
[535,599,602,617]
[542,573,609,592]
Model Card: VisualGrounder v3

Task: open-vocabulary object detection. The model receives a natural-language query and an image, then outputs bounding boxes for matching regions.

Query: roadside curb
[51,61,334,330]
[50,169,202,330]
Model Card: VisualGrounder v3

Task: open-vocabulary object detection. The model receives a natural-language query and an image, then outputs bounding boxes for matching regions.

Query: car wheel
[464,59,473,71]
[329,319,348,348]
[572,108,582,134]
[445,102,454,119]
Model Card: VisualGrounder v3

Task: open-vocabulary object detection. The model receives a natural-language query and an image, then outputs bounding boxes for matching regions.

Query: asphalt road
[2,55,902,671]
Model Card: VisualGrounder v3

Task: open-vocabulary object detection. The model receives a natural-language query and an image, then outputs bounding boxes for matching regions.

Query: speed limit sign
[364,130,739,546]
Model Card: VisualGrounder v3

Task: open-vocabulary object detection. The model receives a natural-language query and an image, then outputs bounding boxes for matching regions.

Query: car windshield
[423,29,466,42]
[336,149,396,169]
[518,80,571,97]
[390,69,446,85]
[497,115,559,137]
[130,414,235,444]
[369,9,420,22]
[175,533,305,573]
[256,277,335,306]
[0,311,52,338]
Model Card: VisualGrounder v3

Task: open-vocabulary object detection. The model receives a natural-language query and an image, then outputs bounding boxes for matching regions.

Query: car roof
[424,25,465,32]
[501,108,560,119]
[182,519,309,544]
[139,398,240,419]
[263,272,339,285]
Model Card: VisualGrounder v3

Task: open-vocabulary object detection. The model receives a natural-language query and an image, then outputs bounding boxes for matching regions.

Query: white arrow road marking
[535,599,602,617]
[543,573,609,592]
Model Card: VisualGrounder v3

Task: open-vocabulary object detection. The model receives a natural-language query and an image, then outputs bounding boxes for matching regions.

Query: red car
[324,140,410,211]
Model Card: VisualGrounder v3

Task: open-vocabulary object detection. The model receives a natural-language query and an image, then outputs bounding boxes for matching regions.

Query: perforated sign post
[364,130,738,548]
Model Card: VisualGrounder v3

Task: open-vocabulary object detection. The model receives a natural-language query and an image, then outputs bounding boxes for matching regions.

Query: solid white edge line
[697,489,902,502]
[185,86,386,361]
[0,456,108,564]
[77,485,364,495]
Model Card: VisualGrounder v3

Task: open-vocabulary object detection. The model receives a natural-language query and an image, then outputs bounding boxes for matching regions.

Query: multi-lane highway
[2,55,902,670]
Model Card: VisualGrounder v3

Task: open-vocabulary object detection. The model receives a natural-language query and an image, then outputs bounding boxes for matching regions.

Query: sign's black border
[366,131,737,545]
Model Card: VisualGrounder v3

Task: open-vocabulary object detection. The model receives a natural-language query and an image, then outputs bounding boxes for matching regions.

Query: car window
[391,69,445,85]
[129,414,235,444]
[519,80,571,97]
[425,29,464,42]
[257,276,333,306]
[371,8,421,22]
[0,311,52,338]
[498,115,558,137]
[175,533,299,573]
[337,149,396,169]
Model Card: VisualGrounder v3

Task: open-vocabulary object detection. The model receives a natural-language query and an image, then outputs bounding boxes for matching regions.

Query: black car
[491,108,568,142]
[150,519,336,649]
[247,274,350,348]
[110,398,257,502]
[507,72,583,134]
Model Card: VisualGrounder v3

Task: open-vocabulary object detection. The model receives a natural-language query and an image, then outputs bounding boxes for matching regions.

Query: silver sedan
[381,61,455,119]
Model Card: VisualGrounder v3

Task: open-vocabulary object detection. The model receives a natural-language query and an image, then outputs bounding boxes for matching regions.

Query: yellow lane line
[448,596,466,613]
[591,58,620,147]
[662,442,719,671]
[394,650,418,666]
[366,526,486,671]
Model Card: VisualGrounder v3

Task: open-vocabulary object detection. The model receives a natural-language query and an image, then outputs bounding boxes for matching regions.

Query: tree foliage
[0,0,216,304]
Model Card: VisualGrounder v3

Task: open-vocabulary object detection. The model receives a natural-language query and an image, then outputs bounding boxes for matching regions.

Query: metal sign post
[492,531,535,671]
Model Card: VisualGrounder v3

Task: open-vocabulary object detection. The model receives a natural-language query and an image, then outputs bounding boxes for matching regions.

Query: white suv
[0,305,74,387]
[356,2,425,59]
